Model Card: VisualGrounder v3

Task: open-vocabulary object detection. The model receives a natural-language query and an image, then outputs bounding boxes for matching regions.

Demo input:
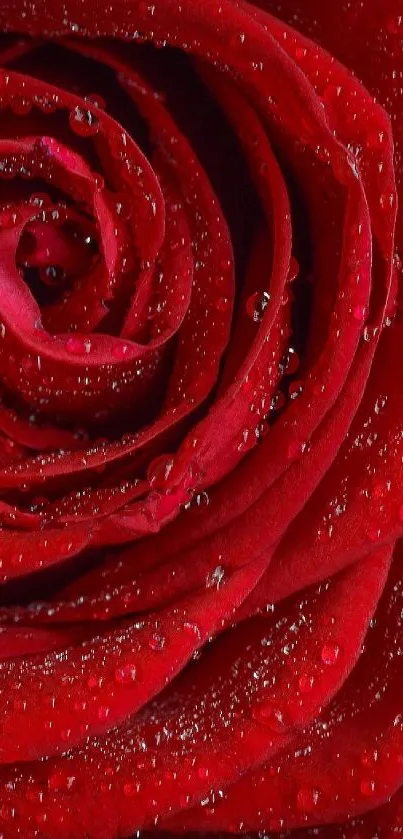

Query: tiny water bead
[289,380,305,400]
[147,455,175,489]
[246,290,271,322]
[39,265,66,287]
[69,105,99,138]
[114,664,137,685]
[360,749,379,768]
[252,703,288,733]
[148,633,166,651]
[320,642,340,666]
[10,96,32,116]
[386,14,403,34]
[215,296,231,312]
[279,346,299,376]
[97,706,111,722]
[48,771,76,792]
[360,779,376,797]
[353,304,368,321]
[296,787,320,813]
[298,673,315,693]
[189,491,210,511]
[65,336,92,355]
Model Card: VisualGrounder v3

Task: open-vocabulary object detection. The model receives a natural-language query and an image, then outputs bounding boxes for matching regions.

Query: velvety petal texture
[0,0,399,837]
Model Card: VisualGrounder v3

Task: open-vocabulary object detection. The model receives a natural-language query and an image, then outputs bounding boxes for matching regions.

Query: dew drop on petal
[206,565,226,589]
[298,673,315,693]
[48,771,75,792]
[353,304,367,321]
[147,455,175,488]
[148,633,166,651]
[69,105,99,137]
[321,642,340,665]
[360,749,378,768]
[114,664,137,685]
[296,787,320,812]
[252,703,288,733]
[246,291,271,322]
[215,296,231,312]
[360,779,376,797]
[65,336,92,355]
[97,706,110,722]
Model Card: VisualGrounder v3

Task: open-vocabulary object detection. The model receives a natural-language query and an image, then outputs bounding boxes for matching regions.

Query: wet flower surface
[0,0,401,837]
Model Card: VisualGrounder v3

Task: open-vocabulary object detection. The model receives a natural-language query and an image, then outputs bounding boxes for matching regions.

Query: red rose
[0,0,400,836]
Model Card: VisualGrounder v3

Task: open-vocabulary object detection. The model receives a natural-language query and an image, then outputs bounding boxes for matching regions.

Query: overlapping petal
[0,1,397,837]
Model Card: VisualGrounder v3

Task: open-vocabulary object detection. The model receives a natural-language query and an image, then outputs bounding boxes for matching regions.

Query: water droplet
[190,491,210,510]
[65,336,92,355]
[183,621,201,638]
[296,787,319,812]
[298,673,315,693]
[269,819,285,831]
[360,778,376,797]
[97,705,110,722]
[114,664,137,685]
[321,642,340,665]
[216,296,231,312]
[85,93,106,110]
[246,291,271,322]
[112,343,129,360]
[39,265,65,287]
[48,771,75,792]
[279,346,299,376]
[252,703,288,733]
[353,304,367,321]
[69,105,99,137]
[367,129,385,150]
[289,380,304,399]
[322,83,343,104]
[386,15,403,35]
[29,192,51,208]
[11,96,32,115]
[287,439,305,460]
[206,565,226,589]
[147,455,174,489]
[361,749,378,768]
[271,390,286,413]
[148,633,166,651]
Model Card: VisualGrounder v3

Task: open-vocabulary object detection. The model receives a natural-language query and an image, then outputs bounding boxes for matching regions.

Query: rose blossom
[0,0,400,836]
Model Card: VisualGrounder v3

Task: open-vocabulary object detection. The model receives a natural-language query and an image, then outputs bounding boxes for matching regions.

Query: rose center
[16,202,100,308]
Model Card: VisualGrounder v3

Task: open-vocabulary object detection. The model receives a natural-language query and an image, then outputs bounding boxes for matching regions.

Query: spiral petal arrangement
[0,0,400,837]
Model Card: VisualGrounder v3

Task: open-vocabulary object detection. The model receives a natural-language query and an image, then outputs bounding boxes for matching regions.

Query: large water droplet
[206,565,226,589]
[246,291,271,322]
[69,105,99,137]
